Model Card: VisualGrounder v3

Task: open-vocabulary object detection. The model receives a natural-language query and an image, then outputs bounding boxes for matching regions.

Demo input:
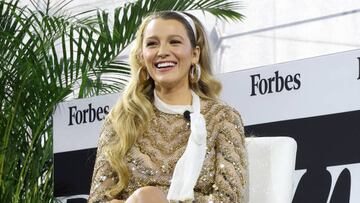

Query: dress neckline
[153,90,194,115]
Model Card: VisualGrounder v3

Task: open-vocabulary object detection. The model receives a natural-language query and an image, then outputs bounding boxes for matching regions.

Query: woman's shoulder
[101,116,115,133]
[98,116,117,146]
[202,98,240,115]
[201,98,242,123]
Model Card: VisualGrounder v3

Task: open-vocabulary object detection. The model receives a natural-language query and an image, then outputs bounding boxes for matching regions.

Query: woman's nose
[157,44,170,58]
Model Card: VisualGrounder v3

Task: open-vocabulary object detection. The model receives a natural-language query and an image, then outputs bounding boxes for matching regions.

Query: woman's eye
[170,40,181,44]
[146,42,157,47]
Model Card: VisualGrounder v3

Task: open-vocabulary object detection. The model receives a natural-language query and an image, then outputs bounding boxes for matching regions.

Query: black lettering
[267,77,275,93]
[75,110,82,124]
[275,71,284,92]
[250,71,301,96]
[259,79,268,95]
[67,104,111,125]
[285,75,294,90]
[82,109,88,123]
[89,103,96,122]
[68,106,77,126]
[250,74,261,96]
[293,73,301,89]
[104,106,110,114]
[97,107,104,121]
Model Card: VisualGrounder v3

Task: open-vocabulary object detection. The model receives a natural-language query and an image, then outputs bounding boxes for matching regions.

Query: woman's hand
[125,186,168,203]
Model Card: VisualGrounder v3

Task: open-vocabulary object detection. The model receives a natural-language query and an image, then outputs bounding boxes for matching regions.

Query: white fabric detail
[153,91,193,114]
[153,90,207,202]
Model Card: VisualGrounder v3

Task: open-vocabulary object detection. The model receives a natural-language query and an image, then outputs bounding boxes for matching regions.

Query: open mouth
[154,61,177,69]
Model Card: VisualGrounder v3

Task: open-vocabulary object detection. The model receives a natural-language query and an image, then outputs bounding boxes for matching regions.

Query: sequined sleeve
[200,107,249,203]
[88,118,117,203]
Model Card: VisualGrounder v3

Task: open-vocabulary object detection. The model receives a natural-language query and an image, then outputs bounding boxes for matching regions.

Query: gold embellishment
[88,99,249,203]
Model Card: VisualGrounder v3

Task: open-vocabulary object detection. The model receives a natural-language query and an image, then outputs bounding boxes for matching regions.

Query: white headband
[174,12,197,40]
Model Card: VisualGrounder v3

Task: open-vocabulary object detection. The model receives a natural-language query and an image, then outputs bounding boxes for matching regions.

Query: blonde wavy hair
[105,11,222,198]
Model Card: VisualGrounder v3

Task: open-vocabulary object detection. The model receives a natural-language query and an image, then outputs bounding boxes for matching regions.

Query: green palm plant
[0,0,244,202]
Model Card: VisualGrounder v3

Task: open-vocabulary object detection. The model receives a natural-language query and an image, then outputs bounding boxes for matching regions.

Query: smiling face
[141,18,200,90]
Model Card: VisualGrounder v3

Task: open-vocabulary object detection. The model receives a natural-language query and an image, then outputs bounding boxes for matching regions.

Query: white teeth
[156,62,176,68]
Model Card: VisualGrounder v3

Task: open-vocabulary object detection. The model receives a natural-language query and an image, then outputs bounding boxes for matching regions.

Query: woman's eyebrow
[144,34,185,40]
[168,34,184,39]
[144,36,158,40]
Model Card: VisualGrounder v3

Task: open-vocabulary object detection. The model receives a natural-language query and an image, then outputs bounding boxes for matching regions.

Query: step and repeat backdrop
[54,49,360,202]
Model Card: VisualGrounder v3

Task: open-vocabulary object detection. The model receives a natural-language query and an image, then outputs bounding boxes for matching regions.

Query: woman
[88,11,248,203]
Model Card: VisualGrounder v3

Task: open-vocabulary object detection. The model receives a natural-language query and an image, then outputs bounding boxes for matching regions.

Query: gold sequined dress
[88,98,249,203]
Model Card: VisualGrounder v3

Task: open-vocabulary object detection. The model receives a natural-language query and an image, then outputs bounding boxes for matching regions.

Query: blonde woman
[88,11,248,203]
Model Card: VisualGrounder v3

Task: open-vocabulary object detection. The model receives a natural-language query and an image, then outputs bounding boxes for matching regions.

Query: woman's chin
[154,79,182,89]
[155,80,176,87]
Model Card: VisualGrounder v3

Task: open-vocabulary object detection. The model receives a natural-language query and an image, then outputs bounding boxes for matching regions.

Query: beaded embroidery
[88,99,249,203]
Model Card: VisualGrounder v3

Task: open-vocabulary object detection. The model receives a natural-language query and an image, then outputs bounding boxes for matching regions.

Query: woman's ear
[138,53,145,64]
[192,45,200,64]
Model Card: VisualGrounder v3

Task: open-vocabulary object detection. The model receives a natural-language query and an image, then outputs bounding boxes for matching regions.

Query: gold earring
[190,64,201,82]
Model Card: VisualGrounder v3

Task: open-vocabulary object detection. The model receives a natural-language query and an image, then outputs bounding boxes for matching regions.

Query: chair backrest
[245,136,297,203]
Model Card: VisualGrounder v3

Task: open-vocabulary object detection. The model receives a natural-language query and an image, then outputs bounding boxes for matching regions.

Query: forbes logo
[250,71,301,96]
[68,103,110,126]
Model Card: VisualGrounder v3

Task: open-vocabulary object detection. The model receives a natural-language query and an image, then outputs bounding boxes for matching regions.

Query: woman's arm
[199,107,249,202]
[88,118,169,203]
[88,118,118,203]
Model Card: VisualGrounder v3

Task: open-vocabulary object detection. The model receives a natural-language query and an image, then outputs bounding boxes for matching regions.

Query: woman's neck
[155,85,192,105]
